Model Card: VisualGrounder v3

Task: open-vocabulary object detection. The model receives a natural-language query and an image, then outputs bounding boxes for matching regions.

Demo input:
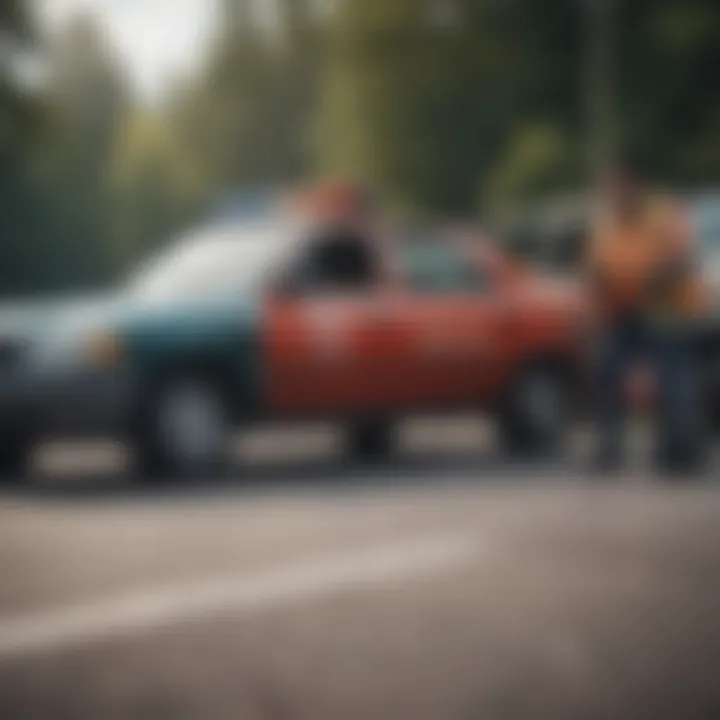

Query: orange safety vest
[586,197,709,319]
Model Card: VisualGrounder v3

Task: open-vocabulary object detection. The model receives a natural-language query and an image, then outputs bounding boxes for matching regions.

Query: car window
[402,243,489,294]
[285,230,379,295]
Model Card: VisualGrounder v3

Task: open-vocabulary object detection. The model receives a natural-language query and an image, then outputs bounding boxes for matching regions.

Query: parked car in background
[693,191,720,282]
[687,191,720,426]
[0,209,586,482]
[497,190,720,275]
[492,194,592,272]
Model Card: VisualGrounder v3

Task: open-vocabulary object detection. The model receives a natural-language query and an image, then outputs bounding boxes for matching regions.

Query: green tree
[171,0,322,192]
[319,0,578,214]
[482,124,575,212]
[0,0,54,294]
[110,110,205,271]
[39,10,130,286]
[620,0,720,185]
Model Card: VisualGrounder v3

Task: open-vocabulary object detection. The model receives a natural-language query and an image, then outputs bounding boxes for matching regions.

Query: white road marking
[0,534,480,660]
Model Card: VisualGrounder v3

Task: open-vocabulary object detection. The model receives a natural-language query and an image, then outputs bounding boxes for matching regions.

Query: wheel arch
[133,352,253,425]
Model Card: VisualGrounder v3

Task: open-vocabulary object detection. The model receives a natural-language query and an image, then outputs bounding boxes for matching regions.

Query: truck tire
[134,376,231,480]
[0,432,32,484]
[347,418,394,463]
[497,363,569,459]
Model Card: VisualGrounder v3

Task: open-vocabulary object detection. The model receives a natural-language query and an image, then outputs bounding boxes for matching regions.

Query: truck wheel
[498,364,569,459]
[134,377,231,480]
[348,419,394,463]
[0,433,32,484]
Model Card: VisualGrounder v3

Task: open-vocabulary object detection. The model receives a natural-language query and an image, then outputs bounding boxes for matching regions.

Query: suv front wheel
[134,376,231,480]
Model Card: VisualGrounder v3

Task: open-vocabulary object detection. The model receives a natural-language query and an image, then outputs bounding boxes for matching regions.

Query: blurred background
[2,0,718,295]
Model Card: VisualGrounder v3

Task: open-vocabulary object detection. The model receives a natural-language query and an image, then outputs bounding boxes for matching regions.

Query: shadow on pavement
[0,450,580,504]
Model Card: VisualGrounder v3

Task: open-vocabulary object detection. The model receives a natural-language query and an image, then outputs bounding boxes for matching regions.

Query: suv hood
[0,295,120,339]
[0,290,257,343]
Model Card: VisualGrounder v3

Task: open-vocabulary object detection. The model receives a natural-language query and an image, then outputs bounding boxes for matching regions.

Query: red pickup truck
[264,220,585,462]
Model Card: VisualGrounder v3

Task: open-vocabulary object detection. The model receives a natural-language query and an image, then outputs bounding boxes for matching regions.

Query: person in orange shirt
[586,166,709,473]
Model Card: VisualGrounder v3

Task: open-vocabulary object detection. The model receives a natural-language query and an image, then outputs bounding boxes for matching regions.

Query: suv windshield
[130,224,286,302]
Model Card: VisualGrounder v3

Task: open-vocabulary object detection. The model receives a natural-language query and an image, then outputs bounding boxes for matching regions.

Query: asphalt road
[1,420,720,720]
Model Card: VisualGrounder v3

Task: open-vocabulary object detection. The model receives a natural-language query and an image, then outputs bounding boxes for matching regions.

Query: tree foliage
[173,0,321,190]
[320,0,583,214]
[0,0,52,293]
[1,0,719,293]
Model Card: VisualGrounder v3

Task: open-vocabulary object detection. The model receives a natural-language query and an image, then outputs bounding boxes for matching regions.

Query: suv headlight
[83,330,123,368]
[31,329,124,372]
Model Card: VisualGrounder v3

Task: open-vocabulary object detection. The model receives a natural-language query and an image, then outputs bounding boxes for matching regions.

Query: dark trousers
[596,313,703,466]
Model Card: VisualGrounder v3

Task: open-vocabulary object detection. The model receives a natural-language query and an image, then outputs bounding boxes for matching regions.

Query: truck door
[390,240,505,407]
[265,227,402,414]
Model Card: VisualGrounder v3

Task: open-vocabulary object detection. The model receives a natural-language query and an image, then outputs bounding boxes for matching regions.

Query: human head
[289,181,373,224]
[601,163,645,221]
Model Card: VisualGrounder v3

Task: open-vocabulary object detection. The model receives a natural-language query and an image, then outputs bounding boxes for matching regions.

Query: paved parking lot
[1,420,719,720]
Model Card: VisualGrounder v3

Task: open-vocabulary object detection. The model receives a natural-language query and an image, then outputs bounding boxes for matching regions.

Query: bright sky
[35,0,222,101]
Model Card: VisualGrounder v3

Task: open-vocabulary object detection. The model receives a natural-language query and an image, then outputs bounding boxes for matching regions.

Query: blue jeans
[596,313,702,464]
